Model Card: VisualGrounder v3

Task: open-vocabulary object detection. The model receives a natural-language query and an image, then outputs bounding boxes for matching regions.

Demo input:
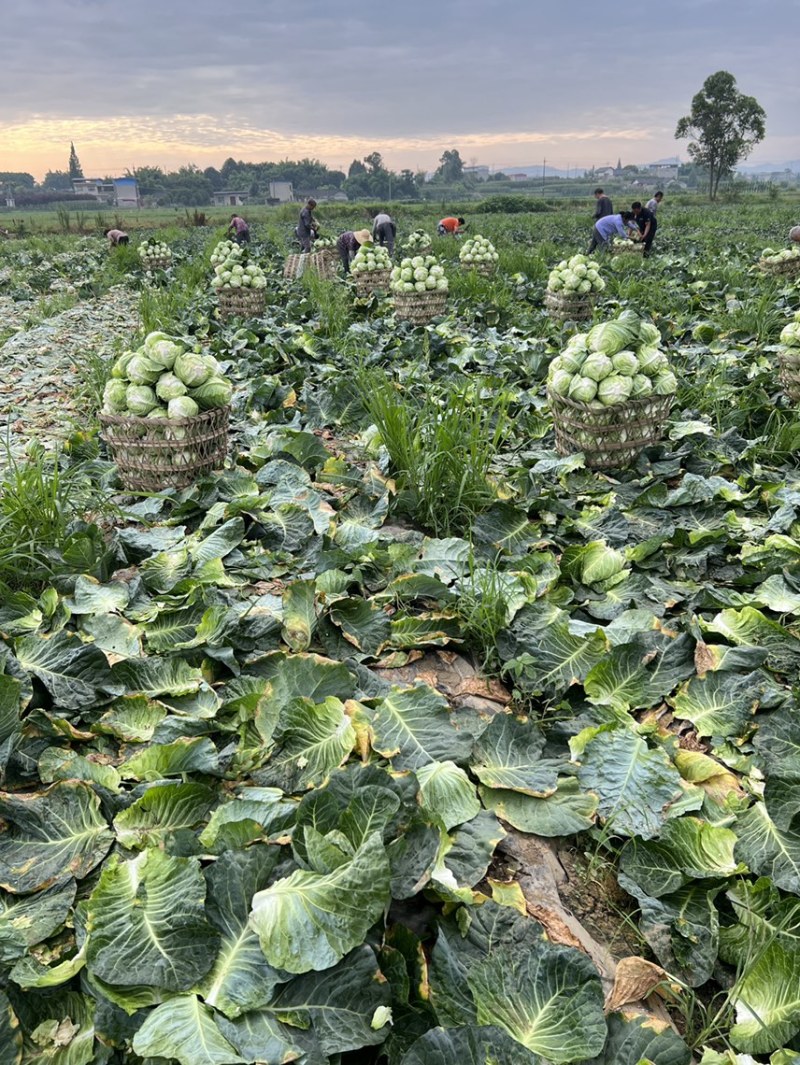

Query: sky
[1,0,799,181]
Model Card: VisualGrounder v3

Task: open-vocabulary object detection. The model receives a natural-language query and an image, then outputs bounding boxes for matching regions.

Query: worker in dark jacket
[372,211,396,255]
[631,201,658,257]
[336,229,372,275]
[297,199,318,253]
[593,188,613,219]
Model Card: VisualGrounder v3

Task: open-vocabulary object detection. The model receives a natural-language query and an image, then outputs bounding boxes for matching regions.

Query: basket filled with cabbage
[777,311,800,401]
[402,230,432,252]
[545,254,605,320]
[210,239,267,317]
[391,255,449,323]
[611,237,645,256]
[351,241,392,294]
[137,238,172,271]
[547,310,676,469]
[100,332,232,490]
[459,235,499,276]
[758,246,800,277]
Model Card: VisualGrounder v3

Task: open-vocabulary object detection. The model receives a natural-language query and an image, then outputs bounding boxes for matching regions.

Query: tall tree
[435,149,464,183]
[68,142,84,180]
[674,71,766,201]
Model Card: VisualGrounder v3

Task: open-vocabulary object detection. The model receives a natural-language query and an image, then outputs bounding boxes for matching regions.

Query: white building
[464,166,490,181]
[213,190,248,206]
[268,181,294,203]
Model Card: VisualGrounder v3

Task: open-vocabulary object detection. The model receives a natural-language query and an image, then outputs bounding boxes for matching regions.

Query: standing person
[336,228,372,275]
[437,216,466,237]
[372,210,396,254]
[587,211,638,254]
[104,227,129,246]
[593,188,613,220]
[297,198,318,253]
[646,190,664,215]
[631,201,658,257]
[228,214,250,245]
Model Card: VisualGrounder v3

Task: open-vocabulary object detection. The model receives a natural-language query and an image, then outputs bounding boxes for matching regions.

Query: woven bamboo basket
[548,389,672,470]
[611,242,646,257]
[100,407,230,491]
[758,256,800,278]
[460,262,497,277]
[306,248,339,280]
[354,269,392,296]
[141,256,172,271]
[778,348,800,402]
[544,291,596,322]
[218,287,266,319]
[283,253,305,280]
[393,289,448,324]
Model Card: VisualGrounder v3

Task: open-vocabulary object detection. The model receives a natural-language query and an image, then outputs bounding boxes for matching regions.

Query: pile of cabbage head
[390,255,449,294]
[612,236,641,247]
[313,236,335,249]
[779,310,800,350]
[548,310,677,406]
[547,254,605,295]
[760,246,800,265]
[137,239,172,269]
[402,230,432,252]
[351,241,392,274]
[102,332,233,419]
[210,240,267,291]
[459,236,499,267]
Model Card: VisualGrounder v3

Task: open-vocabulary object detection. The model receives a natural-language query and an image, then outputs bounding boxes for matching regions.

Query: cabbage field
[1,202,800,1065]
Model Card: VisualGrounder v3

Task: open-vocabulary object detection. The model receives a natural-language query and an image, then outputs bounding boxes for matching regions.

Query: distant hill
[737,160,800,174]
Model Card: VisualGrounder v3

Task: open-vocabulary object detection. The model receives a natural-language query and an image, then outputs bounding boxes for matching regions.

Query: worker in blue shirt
[588,211,638,253]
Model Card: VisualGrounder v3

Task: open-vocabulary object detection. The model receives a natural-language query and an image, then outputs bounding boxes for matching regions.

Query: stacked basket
[100,407,230,491]
[758,247,800,278]
[777,312,800,402]
[544,291,596,322]
[351,241,393,296]
[611,241,645,257]
[391,254,449,325]
[545,255,605,322]
[547,311,676,469]
[306,249,339,280]
[393,290,448,324]
[218,287,266,319]
[459,236,499,277]
[210,240,267,319]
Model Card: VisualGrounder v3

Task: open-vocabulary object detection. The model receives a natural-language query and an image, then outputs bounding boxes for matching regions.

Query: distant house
[71,177,140,207]
[594,167,616,180]
[464,165,490,181]
[213,190,248,206]
[645,162,680,182]
[297,189,348,203]
[268,181,294,203]
[508,173,528,182]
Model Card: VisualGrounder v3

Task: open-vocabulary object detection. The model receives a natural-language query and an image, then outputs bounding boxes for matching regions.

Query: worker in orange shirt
[437,216,467,237]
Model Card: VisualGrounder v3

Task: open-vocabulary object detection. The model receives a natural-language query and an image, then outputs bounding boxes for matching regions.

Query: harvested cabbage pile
[402,230,432,251]
[547,253,605,295]
[210,239,267,291]
[780,310,800,348]
[350,241,392,274]
[548,310,677,406]
[459,235,498,267]
[102,332,233,418]
[760,245,800,264]
[390,255,449,294]
[137,238,172,269]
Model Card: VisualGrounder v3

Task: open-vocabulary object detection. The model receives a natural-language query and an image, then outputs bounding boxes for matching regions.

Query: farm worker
[790,225,800,243]
[587,211,638,254]
[337,229,372,275]
[437,216,466,237]
[104,228,129,246]
[228,214,250,245]
[631,201,658,257]
[593,188,613,220]
[646,190,664,215]
[372,211,396,255]
[297,199,318,253]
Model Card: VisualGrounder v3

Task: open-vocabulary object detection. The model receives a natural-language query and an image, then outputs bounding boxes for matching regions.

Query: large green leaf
[198,848,285,1019]
[249,833,390,974]
[260,696,357,791]
[433,811,506,899]
[416,761,481,830]
[281,579,317,652]
[0,881,76,953]
[619,817,740,897]
[503,622,608,697]
[119,736,220,781]
[669,671,760,738]
[577,727,686,839]
[110,655,204,698]
[582,1009,691,1065]
[86,850,219,990]
[0,782,112,893]
[702,607,800,675]
[131,994,245,1065]
[112,782,216,850]
[753,713,800,781]
[0,990,21,1065]
[10,989,95,1065]
[38,746,121,792]
[735,801,800,893]
[629,882,722,987]
[400,1025,542,1065]
[68,575,130,614]
[480,777,598,836]
[328,596,392,657]
[471,714,559,796]
[13,632,118,709]
[270,945,391,1055]
[468,942,607,1062]
[730,943,800,1054]
[364,684,474,770]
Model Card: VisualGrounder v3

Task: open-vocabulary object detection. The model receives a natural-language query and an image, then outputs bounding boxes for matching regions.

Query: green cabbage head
[125,384,158,416]
[155,373,188,402]
[174,352,213,388]
[190,376,233,410]
[597,374,633,406]
[103,379,128,412]
[568,375,598,403]
[582,353,614,382]
[168,396,200,419]
[611,351,639,376]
